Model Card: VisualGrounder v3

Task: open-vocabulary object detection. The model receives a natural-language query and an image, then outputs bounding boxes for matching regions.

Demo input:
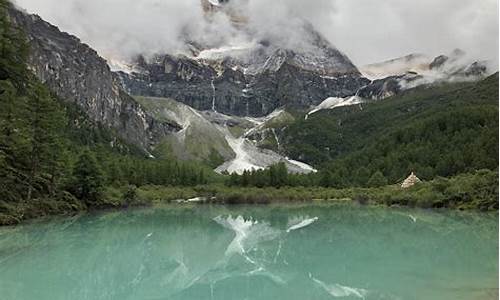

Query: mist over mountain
[12,0,340,62]
[13,0,499,66]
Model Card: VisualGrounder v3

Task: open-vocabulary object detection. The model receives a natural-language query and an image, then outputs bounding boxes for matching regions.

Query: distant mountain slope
[280,73,499,185]
[7,6,180,153]
[356,50,491,101]
[134,96,235,165]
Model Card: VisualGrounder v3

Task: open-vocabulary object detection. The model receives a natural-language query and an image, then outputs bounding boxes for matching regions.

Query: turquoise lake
[0,204,497,300]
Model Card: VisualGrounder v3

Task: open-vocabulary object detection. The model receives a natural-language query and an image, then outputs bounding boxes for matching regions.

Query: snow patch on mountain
[207,0,223,7]
[286,159,318,173]
[306,96,363,119]
[196,43,255,61]
[107,59,141,74]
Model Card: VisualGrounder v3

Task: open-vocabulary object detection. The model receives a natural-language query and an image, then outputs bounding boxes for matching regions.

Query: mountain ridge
[115,24,369,117]
[7,6,181,153]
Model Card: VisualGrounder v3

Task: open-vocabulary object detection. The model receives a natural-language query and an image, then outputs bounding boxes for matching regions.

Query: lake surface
[0,204,497,300]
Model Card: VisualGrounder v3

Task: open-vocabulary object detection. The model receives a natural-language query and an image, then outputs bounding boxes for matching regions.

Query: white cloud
[325,0,499,65]
[12,0,499,67]
[13,0,204,59]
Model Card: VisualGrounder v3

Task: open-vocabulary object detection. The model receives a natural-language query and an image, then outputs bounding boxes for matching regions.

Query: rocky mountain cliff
[117,54,368,117]
[116,20,369,117]
[8,7,181,153]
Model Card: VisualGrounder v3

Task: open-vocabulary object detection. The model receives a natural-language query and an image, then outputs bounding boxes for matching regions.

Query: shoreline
[1,168,497,227]
[1,183,497,227]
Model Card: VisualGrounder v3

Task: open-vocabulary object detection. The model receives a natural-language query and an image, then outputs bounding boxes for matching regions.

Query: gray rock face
[118,56,369,117]
[8,8,180,152]
[429,55,449,70]
[117,26,370,117]
[428,49,489,79]
[462,61,488,77]
[357,72,423,100]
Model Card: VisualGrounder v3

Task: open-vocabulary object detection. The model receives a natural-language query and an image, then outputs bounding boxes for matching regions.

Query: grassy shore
[130,169,498,209]
[0,169,497,226]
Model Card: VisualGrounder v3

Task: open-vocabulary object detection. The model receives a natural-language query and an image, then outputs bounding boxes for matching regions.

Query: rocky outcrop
[429,55,449,70]
[357,72,423,100]
[428,49,489,78]
[8,7,181,152]
[462,61,488,77]
[117,43,369,117]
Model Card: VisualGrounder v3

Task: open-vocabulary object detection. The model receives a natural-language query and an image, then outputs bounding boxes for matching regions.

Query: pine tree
[367,171,388,188]
[354,166,371,187]
[25,83,66,200]
[269,162,288,187]
[275,162,288,187]
[228,172,239,186]
[241,170,250,187]
[71,150,105,204]
[0,80,30,201]
[319,170,332,187]
[198,169,206,185]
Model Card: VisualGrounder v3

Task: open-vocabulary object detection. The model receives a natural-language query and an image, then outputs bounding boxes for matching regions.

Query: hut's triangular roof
[401,172,421,188]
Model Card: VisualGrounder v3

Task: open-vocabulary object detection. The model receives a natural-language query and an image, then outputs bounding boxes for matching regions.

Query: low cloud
[13,0,499,67]
[14,0,204,60]
[326,0,499,66]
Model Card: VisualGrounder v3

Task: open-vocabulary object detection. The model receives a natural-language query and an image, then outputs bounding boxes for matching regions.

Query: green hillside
[281,74,499,187]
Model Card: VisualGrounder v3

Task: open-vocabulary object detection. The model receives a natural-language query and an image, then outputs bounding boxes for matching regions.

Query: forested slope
[282,74,499,187]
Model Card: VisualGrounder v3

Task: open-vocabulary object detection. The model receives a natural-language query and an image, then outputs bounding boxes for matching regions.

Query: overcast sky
[13,0,499,66]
